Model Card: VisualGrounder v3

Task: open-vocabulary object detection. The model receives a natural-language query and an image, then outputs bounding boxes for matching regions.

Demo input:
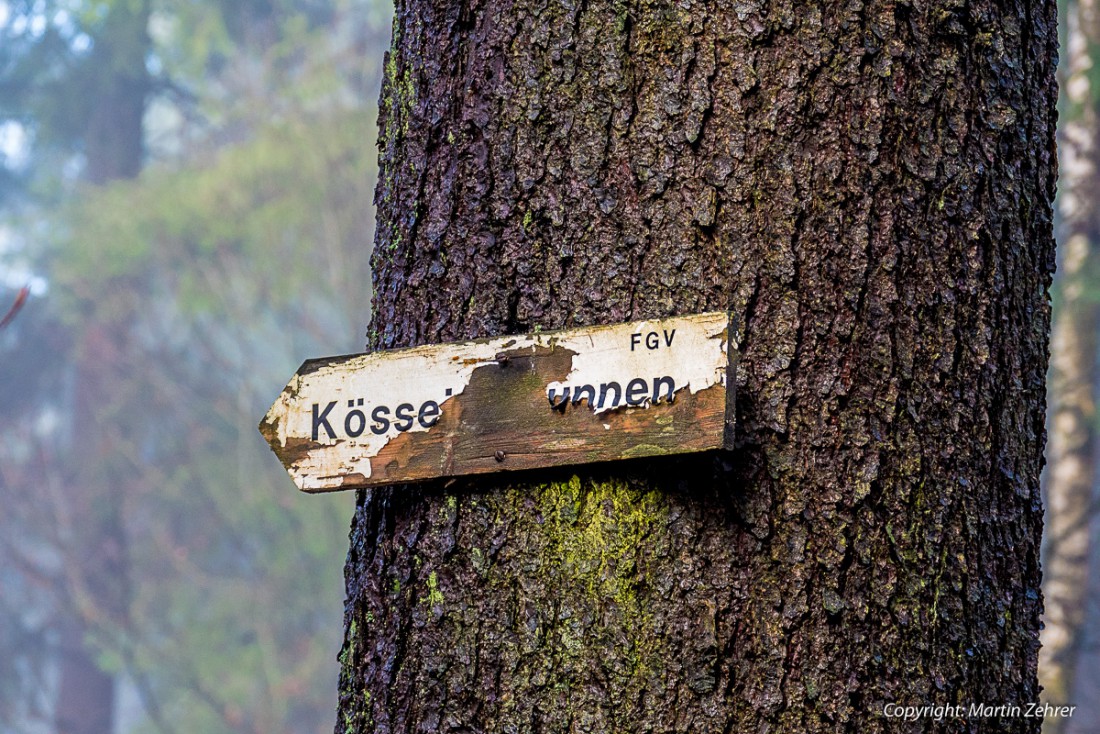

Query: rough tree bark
[1040,0,1100,727]
[338,0,1057,732]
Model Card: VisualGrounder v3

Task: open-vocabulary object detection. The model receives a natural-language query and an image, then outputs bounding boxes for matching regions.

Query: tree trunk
[1040,0,1100,726]
[338,0,1058,731]
[54,4,151,733]
[83,2,150,185]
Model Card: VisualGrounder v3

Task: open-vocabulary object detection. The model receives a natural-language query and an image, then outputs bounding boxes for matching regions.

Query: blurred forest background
[0,1,388,732]
[0,1,1098,734]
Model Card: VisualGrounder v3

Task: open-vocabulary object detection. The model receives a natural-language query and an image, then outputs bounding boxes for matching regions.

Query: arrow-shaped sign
[259,311,737,493]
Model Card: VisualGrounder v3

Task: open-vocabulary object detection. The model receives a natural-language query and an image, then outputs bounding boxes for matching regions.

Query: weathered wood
[260,312,736,492]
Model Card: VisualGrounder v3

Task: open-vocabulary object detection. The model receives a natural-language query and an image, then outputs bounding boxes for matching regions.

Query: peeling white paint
[261,312,735,492]
[545,312,731,413]
[268,338,506,489]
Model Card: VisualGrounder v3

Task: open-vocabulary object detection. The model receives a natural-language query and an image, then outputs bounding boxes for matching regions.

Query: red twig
[0,286,29,329]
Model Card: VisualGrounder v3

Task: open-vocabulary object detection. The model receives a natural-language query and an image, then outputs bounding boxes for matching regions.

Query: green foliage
[47,106,375,734]
[57,109,376,313]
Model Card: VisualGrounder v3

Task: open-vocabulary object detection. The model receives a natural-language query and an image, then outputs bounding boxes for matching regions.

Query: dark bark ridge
[339,0,1057,732]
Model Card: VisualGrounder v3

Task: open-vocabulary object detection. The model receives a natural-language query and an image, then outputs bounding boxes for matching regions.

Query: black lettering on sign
[344,400,366,437]
[418,401,441,428]
[572,384,596,407]
[371,405,391,435]
[631,329,676,351]
[315,369,693,443]
[626,378,649,405]
[547,386,571,411]
[546,375,679,412]
[598,381,622,409]
[312,375,688,441]
[310,398,448,440]
[653,376,676,403]
[394,403,415,432]
[312,401,337,440]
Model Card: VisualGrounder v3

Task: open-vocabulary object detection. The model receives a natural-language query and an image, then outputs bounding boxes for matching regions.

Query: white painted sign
[259,312,737,492]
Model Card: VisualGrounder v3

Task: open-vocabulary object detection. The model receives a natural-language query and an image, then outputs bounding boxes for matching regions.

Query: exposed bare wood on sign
[259,312,737,492]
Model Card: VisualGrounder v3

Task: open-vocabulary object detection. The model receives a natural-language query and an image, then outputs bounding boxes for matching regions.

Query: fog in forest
[1,2,387,732]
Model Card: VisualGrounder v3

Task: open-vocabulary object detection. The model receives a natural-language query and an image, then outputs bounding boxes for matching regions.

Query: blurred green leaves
[57,109,376,313]
[50,108,376,734]
[0,2,387,733]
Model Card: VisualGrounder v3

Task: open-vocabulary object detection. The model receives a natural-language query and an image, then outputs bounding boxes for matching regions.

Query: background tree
[5,4,154,732]
[338,1,1057,733]
[1040,0,1100,729]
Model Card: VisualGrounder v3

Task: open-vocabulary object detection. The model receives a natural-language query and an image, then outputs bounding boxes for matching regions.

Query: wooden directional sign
[259,312,737,493]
